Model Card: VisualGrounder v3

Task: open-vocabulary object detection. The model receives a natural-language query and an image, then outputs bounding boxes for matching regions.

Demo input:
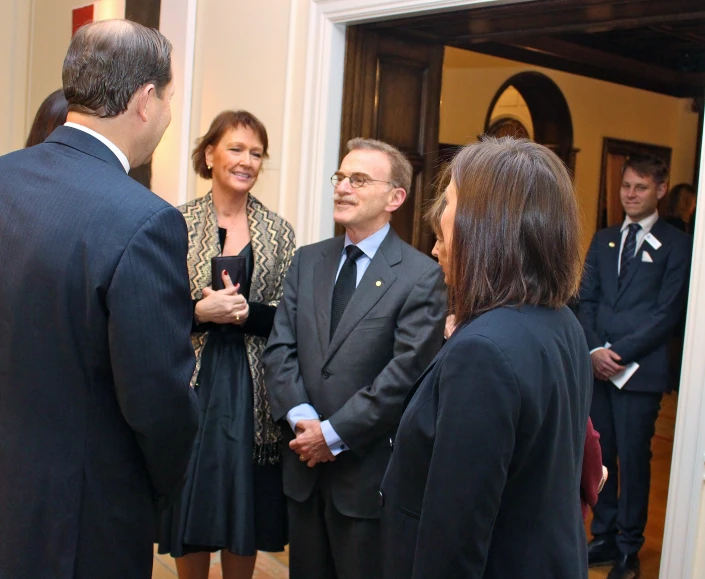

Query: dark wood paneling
[339,28,443,254]
[125,0,161,29]
[368,0,705,99]
[125,0,161,189]
[462,39,703,98]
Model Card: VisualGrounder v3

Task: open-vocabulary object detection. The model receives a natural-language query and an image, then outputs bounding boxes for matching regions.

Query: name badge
[645,233,662,250]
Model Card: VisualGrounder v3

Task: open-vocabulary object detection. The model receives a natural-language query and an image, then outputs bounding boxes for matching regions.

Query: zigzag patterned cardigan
[179,192,296,464]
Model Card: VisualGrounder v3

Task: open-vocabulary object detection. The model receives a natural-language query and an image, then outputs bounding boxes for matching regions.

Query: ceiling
[368,0,705,98]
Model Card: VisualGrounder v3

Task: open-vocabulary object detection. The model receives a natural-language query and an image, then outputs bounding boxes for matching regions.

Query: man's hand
[590,348,626,381]
[289,419,335,468]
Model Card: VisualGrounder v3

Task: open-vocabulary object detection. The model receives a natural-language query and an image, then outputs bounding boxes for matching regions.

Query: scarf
[179,191,296,464]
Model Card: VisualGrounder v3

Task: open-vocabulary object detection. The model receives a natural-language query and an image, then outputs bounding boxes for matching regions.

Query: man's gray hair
[347,138,413,194]
[63,19,172,118]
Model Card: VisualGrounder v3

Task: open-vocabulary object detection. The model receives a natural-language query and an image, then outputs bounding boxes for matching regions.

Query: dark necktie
[331,245,364,339]
[619,223,641,286]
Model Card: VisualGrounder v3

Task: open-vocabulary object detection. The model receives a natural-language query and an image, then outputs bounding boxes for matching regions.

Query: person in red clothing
[582,418,607,519]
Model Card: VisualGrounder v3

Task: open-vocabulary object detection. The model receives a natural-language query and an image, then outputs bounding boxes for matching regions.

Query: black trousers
[287,478,381,579]
[589,379,663,554]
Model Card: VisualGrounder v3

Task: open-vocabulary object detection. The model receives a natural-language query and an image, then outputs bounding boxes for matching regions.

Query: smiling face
[205,125,263,196]
[333,149,406,242]
[620,167,667,222]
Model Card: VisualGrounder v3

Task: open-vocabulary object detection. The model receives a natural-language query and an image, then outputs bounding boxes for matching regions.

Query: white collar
[621,211,659,234]
[64,122,130,173]
[343,222,390,259]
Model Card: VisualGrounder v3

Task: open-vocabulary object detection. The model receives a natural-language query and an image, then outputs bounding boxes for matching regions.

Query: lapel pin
[608,242,616,248]
[376,280,382,287]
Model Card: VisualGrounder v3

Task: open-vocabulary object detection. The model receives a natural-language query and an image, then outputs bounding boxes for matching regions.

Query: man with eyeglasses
[263,138,446,579]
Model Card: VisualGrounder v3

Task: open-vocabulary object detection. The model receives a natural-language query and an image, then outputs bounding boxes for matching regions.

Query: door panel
[339,27,443,255]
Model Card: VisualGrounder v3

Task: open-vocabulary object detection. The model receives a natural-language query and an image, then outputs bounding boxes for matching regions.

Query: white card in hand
[609,363,640,389]
[604,342,639,389]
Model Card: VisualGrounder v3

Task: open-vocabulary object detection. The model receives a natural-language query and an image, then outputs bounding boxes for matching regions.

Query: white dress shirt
[617,211,659,276]
[286,222,391,455]
[64,122,130,173]
[591,211,660,355]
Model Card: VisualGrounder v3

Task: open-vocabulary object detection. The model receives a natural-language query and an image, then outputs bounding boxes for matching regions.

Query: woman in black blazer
[380,137,594,579]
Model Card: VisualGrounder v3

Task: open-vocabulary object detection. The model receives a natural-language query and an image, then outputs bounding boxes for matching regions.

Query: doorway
[313,1,705,578]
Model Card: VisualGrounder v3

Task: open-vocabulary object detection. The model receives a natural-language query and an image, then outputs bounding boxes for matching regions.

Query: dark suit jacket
[380,306,593,579]
[578,219,692,392]
[263,228,446,519]
[0,127,199,579]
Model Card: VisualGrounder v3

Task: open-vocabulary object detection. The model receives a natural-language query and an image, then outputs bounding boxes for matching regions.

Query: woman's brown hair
[192,110,269,179]
[447,136,582,325]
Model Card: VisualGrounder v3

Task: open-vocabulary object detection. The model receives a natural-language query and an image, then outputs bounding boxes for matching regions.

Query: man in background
[579,154,692,579]
[263,138,446,579]
[0,20,199,579]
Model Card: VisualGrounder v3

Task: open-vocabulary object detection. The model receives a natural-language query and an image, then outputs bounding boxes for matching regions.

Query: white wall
[21,0,126,148]
[177,0,305,220]
[0,0,31,154]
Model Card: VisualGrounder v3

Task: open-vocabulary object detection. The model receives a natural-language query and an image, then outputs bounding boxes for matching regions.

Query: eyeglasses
[331,173,395,189]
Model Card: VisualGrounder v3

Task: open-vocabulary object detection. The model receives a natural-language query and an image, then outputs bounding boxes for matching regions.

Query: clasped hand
[591,348,625,381]
[289,419,335,468]
[194,270,249,325]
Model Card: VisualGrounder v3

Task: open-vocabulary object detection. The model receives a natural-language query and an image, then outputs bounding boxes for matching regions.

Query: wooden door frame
[337,28,444,254]
[299,2,705,577]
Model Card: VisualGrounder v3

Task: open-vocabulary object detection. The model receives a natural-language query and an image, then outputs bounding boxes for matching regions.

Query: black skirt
[158,318,287,556]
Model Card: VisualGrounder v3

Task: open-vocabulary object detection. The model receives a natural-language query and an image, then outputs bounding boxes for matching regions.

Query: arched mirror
[484,72,577,174]
[486,86,533,140]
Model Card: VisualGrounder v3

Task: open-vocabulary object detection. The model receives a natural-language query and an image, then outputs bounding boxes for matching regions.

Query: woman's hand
[194,270,249,325]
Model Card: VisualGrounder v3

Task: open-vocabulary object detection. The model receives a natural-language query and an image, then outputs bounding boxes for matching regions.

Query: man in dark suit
[0,20,199,579]
[262,138,446,579]
[579,154,692,579]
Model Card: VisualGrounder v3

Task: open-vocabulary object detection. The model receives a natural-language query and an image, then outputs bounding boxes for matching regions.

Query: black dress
[158,241,287,557]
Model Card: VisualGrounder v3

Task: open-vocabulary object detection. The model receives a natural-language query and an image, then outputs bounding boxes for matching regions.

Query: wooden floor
[587,391,676,579]
[154,393,677,579]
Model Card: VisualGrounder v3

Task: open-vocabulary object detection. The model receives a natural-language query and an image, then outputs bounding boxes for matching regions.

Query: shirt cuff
[589,346,607,354]
[286,404,319,433]
[321,420,349,456]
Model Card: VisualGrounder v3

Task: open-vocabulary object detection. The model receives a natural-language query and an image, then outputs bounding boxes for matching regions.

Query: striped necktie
[619,223,641,286]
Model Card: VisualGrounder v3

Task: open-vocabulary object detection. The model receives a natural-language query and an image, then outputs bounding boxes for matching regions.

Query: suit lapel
[323,228,402,365]
[616,245,646,299]
[401,320,467,409]
[604,229,622,300]
[313,238,344,357]
[616,218,664,301]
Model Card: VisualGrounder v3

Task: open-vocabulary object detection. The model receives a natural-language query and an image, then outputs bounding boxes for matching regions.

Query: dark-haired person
[663,183,696,389]
[664,182,696,234]
[263,138,446,579]
[25,88,68,147]
[579,154,692,579]
[158,110,295,579]
[426,189,606,522]
[380,137,593,579]
[0,20,199,579]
